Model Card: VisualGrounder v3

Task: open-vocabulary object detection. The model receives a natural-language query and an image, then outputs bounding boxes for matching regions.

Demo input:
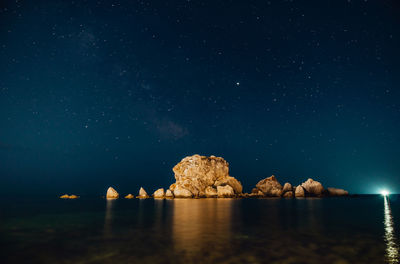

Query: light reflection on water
[384,196,399,264]
[172,199,233,256]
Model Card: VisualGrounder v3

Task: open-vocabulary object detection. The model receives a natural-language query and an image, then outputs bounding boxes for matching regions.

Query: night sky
[1,0,400,196]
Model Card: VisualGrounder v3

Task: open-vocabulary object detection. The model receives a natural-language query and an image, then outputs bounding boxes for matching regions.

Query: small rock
[295,185,305,197]
[282,182,293,193]
[205,186,218,197]
[327,187,349,196]
[125,194,134,199]
[60,194,69,199]
[153,188,165,198]
[217,185,235,198]
[283,191,294,198]
[106,187,119,199]
[301,178,324,196]
[69,195,79,199]
[165,189,174,198]
[255,175,283,197]
[173,186,193,198]
[137,187,149,198]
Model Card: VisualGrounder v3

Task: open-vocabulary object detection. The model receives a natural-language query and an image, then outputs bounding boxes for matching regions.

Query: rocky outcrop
[125,194,134,199]
[283,191,294,198]
[217,185,234,197]
[301,178,324,196]
[165,189,174,198]
[327,187,349,196]
[295,185,305,197]
[137,187,149,198]
[60,194,79,199]
[205,186,218,197]
[255,175,283,197]
[106,187,119,199]
[282,182,293,193]
[173,185,193,198]
[171,154,242,198]
[153,188,165,198]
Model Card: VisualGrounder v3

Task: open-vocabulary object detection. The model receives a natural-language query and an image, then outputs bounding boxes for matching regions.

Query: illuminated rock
[282,182,293,193]
[255,175,283,197]
[301,178,324,196]
[125,194,134,199]
[60,194,69,199]
[137,187,149,198]
[295,185,305,197]
[69,195,79,199]
[217,185,235,197]
[173,186,193,198]
[106,187,119,199]
[205,186,218,197]
[153,188,165,198]
[171,154,243,198]
[283,191,294,198]
[327,187,349,196]
[165,189,174,198]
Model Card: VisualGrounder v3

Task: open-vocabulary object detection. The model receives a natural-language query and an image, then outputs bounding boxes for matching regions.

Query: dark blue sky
[1,0,400,195]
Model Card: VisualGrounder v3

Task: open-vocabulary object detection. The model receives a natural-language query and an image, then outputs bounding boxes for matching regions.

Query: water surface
[0,195,399,263]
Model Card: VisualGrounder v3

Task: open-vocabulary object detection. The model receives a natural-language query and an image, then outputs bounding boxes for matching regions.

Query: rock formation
[60,194,69,199]
[173,185,193,198]
[301,178,324,196]
[283,191,294,198]
[170,154,243,198]
[295,185,305,197]
[282,182,293,193]
[327,187,349,196]
[255,175,283,197]
[217,185,235,197]
[137,187,149,198]
[60,194,79,199]
[106,187,119,199]
[165,189,174,198]
[153,188,165,198]
[125,194,134,199]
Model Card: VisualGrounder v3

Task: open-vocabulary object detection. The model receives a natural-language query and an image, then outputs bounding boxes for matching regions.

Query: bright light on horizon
[381,190,389,196]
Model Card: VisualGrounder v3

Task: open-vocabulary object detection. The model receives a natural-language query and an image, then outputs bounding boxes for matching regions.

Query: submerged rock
[170,154,243,198]
[137,187,149,198]
[217,185,235,197]
[255,175,283,197]
[301,178,324,196]
[69,195,79,199]
[125,194,134,199]
[153,188,165,198]
[173,186,193,198]
[106,187,119,199]
[295,185,305,197]
[60,194,69,199]
[327,187,349,196]
[165,189,174,198]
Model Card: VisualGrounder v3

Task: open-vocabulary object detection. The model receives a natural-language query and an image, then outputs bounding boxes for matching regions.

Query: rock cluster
[169,154,243,198]
[93,155,349,201]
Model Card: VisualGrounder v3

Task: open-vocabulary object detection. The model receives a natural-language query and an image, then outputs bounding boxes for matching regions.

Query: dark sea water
[1,195,399,264]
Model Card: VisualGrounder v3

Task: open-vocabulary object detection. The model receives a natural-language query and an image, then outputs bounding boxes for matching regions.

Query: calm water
[0,195,399,264]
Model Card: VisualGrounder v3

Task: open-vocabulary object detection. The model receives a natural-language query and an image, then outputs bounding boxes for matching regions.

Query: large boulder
[217,185,234,198]
[301,178,324,196]
[171,154,242,198]
[165,189,174,198]
[255,175,283,197]
[106,187,119,199]
[295,185,305,197]
[327,187,349,196]
[173,185,193,198]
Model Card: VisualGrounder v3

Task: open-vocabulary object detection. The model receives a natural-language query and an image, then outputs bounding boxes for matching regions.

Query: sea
[0,195,399,264]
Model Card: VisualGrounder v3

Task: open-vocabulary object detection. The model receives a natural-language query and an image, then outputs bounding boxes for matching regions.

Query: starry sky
[1,0,400,195]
